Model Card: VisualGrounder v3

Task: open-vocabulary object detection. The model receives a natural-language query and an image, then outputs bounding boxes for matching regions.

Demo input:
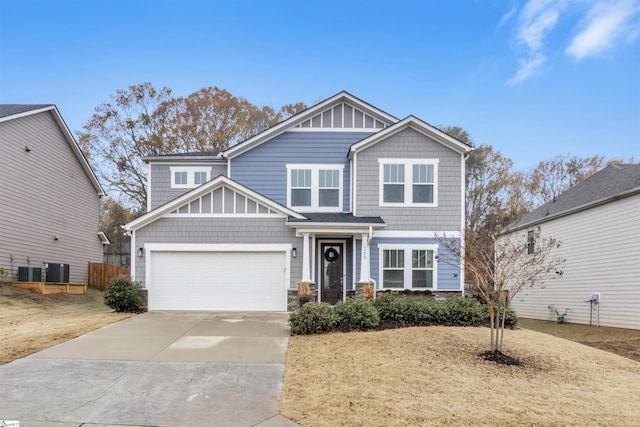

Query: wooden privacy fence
[89,263,130,290]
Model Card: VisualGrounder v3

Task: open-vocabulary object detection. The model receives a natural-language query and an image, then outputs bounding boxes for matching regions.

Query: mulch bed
[479,350,523,366]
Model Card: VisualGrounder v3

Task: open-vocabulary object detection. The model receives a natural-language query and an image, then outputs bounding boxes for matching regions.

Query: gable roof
[143,151,223,162]
[505,163,640,232]
[125,175,306,231]
[0,104,54,119]
[223,91,399,159]
[0,104,105,196]
[348,115,472,158]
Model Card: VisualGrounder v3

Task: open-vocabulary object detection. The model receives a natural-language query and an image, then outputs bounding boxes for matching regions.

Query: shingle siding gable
[356,128,462,230]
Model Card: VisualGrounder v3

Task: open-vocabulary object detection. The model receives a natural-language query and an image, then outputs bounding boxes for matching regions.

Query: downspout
[368,225,373,283]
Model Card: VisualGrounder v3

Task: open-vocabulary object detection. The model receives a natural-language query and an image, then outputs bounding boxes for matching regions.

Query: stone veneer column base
[355,281,375,301]
[287,281,317,311]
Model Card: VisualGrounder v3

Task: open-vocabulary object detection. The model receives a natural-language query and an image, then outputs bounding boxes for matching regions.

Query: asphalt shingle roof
[0,104,53,119]
[288,212,385,224]
[506,163,640,231]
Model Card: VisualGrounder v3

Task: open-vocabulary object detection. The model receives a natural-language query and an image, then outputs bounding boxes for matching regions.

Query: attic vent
[295,102,388,130]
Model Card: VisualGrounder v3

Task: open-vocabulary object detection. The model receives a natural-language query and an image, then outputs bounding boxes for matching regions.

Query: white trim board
[373,230,462,238]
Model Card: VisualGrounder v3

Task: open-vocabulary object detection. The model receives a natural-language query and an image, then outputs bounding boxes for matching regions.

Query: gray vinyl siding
[507,194,640,330]
[0,111,103,283]
[230,131,373,210]
[149,161,227,210]
[133,217,302,289]
[356,128,463,230]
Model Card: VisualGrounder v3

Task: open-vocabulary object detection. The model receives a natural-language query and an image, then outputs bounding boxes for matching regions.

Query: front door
[320,242,343,304]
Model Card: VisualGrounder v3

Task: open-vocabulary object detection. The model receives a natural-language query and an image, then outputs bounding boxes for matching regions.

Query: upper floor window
[379,159,438,207]
[287,164,344,212]
[527,230,535,255]
[170,167,212,189]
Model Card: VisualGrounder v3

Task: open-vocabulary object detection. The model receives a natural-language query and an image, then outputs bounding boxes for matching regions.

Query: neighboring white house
[502,163,640,330]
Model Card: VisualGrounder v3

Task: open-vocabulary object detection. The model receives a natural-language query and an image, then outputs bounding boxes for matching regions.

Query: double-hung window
[291,169,312,207]
[287,164,344,212]
[380,244,437,290]
[527,230,535,255]
[379,159,438,206]
[170,167,212,189]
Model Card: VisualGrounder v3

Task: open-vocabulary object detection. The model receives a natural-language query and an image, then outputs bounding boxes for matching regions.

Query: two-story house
[125,92,471,311]
[0,104,107,285]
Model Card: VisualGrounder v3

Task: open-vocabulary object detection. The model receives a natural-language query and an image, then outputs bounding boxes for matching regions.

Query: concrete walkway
[0,312,298,427]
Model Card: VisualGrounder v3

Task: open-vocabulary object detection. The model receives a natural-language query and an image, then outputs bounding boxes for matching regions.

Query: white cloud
[499,5,519,28]
[506,0,566,84]
[507,52,548,85]
[505,0,640,84]
[566,0,640,59]
[515,0,566,51]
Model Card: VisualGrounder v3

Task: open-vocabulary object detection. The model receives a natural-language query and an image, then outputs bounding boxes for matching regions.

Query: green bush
[486,307,518,329]
[374,294,512,327]
[374,294,434,325]
[289,302,334,335]
[289,294,518,335]
[440,297,487,326]
[332,298,380,331]
[104,277,144,312]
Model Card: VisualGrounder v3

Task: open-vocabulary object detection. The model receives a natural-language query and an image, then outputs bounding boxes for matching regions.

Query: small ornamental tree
[438,228,564,355]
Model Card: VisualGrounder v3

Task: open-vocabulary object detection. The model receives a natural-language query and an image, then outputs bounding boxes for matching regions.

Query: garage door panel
[149,251,286,311]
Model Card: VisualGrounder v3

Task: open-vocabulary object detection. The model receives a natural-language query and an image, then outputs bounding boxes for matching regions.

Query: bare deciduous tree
[78,83,307,211]
[439,228,564,355]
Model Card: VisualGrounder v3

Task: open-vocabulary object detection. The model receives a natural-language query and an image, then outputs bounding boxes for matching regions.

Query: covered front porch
[287,213,386,308]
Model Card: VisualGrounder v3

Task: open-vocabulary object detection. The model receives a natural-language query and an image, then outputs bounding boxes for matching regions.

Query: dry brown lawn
[281,326,640,426]
[519,318,640,362]
[0,284,135,364]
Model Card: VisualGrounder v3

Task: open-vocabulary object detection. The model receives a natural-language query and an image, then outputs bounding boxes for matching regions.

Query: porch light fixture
[137,247,144,258]
[292,248,297,258]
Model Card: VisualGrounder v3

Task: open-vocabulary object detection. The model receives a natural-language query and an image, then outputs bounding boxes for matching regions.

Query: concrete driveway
[0,312,298,427]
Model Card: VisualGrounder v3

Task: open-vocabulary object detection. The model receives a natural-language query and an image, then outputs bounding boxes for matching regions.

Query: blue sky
[1,0,638,170]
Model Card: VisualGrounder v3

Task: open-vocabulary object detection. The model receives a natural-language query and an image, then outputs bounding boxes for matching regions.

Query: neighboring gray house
[504,164,640,330]
[126,92,471,311]
[0,105,107,284]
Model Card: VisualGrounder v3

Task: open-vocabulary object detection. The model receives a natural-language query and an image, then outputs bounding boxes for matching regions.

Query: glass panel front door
[321,242,343,304]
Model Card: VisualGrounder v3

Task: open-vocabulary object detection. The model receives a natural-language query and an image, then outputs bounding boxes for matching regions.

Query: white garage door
[149,250,287,311]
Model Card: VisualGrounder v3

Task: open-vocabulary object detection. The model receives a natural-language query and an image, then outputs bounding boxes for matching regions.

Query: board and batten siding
[230,131,374,210]
[508,193,640,330]
[148,161,227,210]
[0,112,103,283]
[355,128,463,230]
[133,217,302,289]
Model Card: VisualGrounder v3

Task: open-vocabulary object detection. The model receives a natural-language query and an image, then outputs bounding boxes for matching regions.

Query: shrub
[289,302,334,335]
[485,307,518,329]
[104,277,144,312]
[374,294,496,327]
[440,297,486,326]
[374,294,433,325]
[332,298,380,331]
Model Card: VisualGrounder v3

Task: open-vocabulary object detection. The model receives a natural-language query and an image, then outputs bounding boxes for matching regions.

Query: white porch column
[301,232,311,282]
[358,233,370,283]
